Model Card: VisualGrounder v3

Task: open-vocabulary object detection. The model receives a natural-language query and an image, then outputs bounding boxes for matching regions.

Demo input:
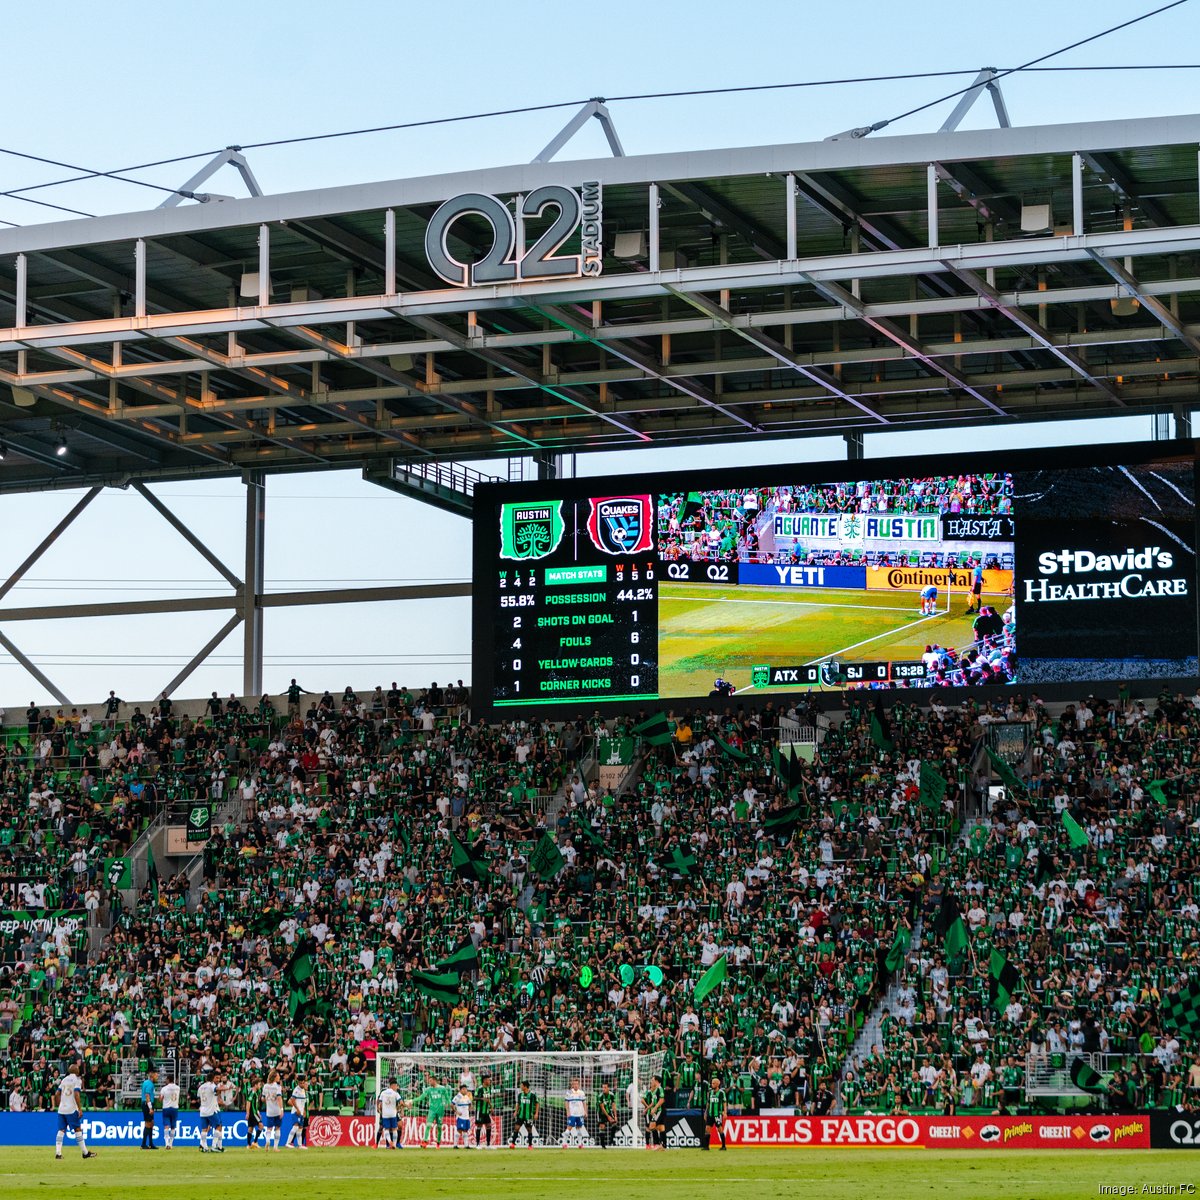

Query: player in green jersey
[245,1078,263,1150]
[643,1075,666,1150]
[596,1081,619,1149]
[704,1077,728,1150]
[473,1073,494,1148]
[410,1074,453,1147]
[509,1080,540,1148]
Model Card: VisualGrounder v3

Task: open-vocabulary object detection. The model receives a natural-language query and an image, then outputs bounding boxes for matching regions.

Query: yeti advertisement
[1014,458,1199,683]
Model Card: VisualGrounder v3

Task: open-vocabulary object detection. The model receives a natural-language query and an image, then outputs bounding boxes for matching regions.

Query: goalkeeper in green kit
[409,1073,453,1147]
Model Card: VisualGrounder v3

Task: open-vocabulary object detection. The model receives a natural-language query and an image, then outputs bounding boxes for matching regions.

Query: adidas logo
[666,1120,702,1148]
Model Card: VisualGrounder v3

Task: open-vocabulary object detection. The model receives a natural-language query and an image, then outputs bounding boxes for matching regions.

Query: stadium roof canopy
[2,110,1200,502]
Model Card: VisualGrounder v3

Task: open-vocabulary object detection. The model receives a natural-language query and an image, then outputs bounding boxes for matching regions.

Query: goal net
[374,1051,663,1148]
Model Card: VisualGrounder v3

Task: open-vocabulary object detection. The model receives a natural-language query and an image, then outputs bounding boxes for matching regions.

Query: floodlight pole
[242,471,265,697]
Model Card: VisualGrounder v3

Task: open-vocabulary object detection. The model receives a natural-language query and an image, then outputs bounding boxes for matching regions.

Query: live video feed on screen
[474,450,1198,707]
[656,473,1017,694]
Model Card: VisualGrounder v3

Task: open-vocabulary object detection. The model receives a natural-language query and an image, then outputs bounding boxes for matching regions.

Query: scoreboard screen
[472,441,1198,712]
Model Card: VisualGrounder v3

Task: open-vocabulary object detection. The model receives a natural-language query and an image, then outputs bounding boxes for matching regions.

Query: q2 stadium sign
[425,182,602,287]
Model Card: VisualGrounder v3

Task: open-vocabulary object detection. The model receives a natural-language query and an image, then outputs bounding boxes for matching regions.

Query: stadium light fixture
[11,386,35,407]
[55,433,67,456]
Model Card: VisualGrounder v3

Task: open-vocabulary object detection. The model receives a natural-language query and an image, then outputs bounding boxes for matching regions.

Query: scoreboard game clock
[472,440,1199,714]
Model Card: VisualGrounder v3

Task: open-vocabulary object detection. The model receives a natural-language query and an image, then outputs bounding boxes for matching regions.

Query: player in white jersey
[451,1085,472,1149]
[285,1078,309,1149]
[197,1074,225,1153]
[54,1060,95,1159]
[160,1079,181,1148]
[262,1069,285,1151]
[377,1079,401,1149]
[563,1078,589,1148]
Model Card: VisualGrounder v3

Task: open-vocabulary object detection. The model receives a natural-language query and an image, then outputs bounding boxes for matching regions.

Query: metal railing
[1025,1051,1121,1099]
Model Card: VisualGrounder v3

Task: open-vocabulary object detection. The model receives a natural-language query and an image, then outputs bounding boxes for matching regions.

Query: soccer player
[285,1076,309,1149]
[161,1076,180,1149]
[643,1075,666,1149]
[262,1069,284,1151]
[705,1076,728,1150]
[197,1074,224,1153]
[472,1073,494,1148]
[377,1078,401,1149]
[245,1076,263,1150]
[596,1081,618,1149]
[509,1080,539,1148]
[451,1083,472,1149]
[920,583,938,616]
[412,1073,452,1148]
[54,1061,94,1160]
[966,562,984,614]
[140,1067,159,1150]
[563,1077,588,1148]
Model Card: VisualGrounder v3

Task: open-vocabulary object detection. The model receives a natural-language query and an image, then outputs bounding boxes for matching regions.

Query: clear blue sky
[0,0,1195,707]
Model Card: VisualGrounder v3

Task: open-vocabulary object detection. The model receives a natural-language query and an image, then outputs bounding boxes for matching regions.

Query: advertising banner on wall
[712,1113,1150,1149]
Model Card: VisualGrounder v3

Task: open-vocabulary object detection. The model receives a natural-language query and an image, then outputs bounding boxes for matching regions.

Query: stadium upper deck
[0,112,1199,494]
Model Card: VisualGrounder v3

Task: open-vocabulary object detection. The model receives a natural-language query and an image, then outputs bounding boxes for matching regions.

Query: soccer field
[658,582,995,697]
[2,1147,1188,1200]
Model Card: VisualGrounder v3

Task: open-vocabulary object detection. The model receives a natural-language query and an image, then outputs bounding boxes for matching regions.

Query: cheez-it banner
[713,1113,1150,1149]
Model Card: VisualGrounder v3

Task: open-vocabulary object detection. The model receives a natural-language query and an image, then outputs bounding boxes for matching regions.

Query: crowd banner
[865,566,1013,594]
[738,563,866,590]
[712,1113,1150,1149]
[0,909,86,936]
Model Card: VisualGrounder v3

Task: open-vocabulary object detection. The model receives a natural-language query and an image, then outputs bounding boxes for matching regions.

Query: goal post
[373,1050,663,1148]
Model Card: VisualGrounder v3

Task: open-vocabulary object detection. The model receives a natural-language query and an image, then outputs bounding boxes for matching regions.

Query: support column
[535,451,561,481]
[243,471,265,696]
[844,431,865,461]
[1175,406,1193,441]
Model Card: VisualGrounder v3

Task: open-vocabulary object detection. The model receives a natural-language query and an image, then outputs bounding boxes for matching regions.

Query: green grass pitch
[4,1146,1188,1200]
[658,582,1003,698]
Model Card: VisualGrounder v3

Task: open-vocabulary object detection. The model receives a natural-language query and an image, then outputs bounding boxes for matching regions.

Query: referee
[140,1067,159,1150]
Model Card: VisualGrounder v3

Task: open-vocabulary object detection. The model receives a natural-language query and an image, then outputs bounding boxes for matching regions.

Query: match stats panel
[488,496,659,706]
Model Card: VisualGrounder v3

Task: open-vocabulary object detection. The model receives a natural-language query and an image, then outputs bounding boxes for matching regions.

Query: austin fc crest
[586,495,653,556]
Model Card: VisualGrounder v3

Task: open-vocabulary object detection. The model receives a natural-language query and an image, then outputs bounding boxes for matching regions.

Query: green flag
[146,843,159,905]
[678,491,706,524]
[576,820,609,854]
[712,732,749,761]
[632,712,673,747]
[1145,778,1169,806]
[450,832,490,884]
[988,949,1021,1012]
[412,969,461,1005]
[530,833,566,882]
[1162,981,1200,1039]
[869,704,893,752]
[1062,811,1090,850]
[934,894,969,961]
[763,803,801,838]
[694,954,727,1004]
[1068,1057,1108,1094]
[436,939,479,978]
[918,761,949,808]
[104,856,131,889]
[291,996,334,1026]
[283,944,314,990]
[772,745,806,794]
[666,844,698,877]
[885,925,911,974]
[986,747,1025,797]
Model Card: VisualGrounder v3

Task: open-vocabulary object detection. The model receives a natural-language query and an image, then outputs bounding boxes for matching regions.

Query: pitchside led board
[470,441,1200,712]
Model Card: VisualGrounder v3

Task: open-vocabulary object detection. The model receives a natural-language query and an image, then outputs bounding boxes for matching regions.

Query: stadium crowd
[658,475,1013,563]
[0,678,1197,1119]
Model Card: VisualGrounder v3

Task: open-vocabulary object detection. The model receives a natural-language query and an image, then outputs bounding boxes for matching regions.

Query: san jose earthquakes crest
[586,495,653,555]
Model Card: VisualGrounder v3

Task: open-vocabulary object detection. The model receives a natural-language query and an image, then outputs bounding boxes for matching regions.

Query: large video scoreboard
[472,441,1199,712]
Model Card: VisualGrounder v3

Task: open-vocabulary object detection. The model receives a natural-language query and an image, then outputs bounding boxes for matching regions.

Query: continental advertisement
[865,566,1013,594]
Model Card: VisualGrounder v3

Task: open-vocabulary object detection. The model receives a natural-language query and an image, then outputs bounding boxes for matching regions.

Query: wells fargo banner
[713,1113,1150,1149]
[866,566,1013,594]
